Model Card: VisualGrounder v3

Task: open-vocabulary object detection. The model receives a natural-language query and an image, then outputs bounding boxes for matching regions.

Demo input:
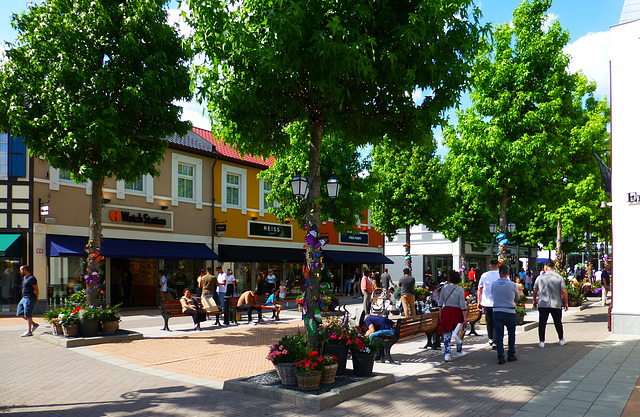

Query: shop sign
[103,206,173,230]
[340,233,369,245]
[627,192,640,204]
[248,221,292,239]
[215,224,227,232]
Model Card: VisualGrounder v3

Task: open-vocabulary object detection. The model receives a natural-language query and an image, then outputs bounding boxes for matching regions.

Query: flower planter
[51,322,64,336]
[323,343,348,376]
[63,324,79,337]
[320,363,338,384]
[415,293,427,302]
[297,304,304,313]
[568,300,581,307]
[352,351,376,377]
[80,318,100,337]
[275,363,297,385]
[296,371,322,391]
[517,314,525,325]
[100,320,119,335]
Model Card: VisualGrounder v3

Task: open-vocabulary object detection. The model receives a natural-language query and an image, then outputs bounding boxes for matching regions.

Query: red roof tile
[192,127,275,167]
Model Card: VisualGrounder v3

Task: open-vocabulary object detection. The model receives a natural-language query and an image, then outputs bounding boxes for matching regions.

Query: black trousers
[237,304,262,321]
[184,308,207,324]
[538,307,563,342]
[484,307,495,341]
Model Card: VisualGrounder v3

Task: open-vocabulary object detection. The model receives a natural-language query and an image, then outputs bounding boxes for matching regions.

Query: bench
[466,302,481,336]
[228,295,278,324]
[160,298,223,331]
[377,311,441,364]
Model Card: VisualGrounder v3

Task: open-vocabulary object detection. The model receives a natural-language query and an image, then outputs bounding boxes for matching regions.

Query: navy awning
[323,250,394,264]
[218,244,305,262]
[47,235,219,260]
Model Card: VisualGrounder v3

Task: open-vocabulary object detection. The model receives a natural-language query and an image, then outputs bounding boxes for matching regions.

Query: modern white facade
[609,0,640,334]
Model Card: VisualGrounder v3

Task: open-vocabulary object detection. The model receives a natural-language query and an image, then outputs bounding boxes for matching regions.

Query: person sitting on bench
[180,288,207,331]
[237,288,264,325]
[263,291,282,320]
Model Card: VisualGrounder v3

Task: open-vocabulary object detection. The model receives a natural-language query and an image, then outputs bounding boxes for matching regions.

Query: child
[278,282,288,307]
[264,291,281,320]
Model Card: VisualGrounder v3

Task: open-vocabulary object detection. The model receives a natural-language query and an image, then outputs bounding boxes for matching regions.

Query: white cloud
[564,30,612,99]
[177,98,211,130]
[543,12,559,31]
[166,2,193,38]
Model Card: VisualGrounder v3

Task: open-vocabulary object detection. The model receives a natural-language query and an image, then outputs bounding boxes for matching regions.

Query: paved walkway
[1,297,638,416]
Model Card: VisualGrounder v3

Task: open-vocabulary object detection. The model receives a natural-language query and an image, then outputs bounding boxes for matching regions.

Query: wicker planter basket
[62,324,79,337]
[320,363,338,384]
[275,363,297,385]
[101,321,119,334]
[51,323,64,336]
[296,371,322,391]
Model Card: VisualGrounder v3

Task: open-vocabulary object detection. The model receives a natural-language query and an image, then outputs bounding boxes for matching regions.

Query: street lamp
[489,223,497,234]
[326,173,340,200]
[290,171,309,199]
[507,222,516,233]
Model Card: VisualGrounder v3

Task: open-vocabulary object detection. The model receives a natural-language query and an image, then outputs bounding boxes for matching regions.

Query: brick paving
[0,303,634,417]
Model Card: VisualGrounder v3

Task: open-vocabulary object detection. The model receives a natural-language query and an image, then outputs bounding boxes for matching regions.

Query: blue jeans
[369,329,394,342]
[344,280,352,295]
[493,311,517,360]
[218,291,226,310]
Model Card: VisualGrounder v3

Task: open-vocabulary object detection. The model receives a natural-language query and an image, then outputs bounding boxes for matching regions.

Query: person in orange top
[237,288,264,325]
[361,269,373,314]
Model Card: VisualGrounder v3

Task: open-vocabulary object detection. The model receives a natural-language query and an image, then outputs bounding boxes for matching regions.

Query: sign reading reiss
[104,207,172,229]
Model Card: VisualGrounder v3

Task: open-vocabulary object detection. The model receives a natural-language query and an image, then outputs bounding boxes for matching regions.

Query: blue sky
[0,0,626,131]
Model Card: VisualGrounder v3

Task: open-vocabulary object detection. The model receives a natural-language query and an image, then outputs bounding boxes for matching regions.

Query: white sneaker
[456,350,466,358]
[21,331,32,337]
[444,354,452,362]
[538,342,545,348]
[559,339,567,346]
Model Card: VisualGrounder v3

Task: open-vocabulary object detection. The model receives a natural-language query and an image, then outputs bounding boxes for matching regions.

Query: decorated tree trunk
[86,180,104,307]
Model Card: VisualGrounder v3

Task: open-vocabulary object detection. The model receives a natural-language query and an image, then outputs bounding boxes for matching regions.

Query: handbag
[201,295,220,313]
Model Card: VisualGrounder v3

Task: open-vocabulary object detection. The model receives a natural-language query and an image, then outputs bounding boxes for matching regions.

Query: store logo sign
[104,207,172,230]
[628,192,640,204]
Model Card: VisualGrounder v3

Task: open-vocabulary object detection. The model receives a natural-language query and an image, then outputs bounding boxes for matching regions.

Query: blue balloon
[499,238,509,245]
[496,233,506,240]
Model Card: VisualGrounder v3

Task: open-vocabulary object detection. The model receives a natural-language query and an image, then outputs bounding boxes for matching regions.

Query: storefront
[46,235,218,307]
[0,233,26,312]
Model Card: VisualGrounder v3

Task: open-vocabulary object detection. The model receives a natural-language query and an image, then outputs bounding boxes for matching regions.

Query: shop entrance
[110,258,158,307]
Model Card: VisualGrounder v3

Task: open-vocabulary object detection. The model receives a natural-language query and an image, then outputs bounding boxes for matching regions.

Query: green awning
[0,234,23,257]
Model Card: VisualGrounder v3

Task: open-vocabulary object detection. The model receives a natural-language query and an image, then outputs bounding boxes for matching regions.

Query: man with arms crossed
[533,261,568,347]
[492,264,520,364]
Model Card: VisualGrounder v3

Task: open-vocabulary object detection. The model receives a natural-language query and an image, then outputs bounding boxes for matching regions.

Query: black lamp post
[290,171,309,199]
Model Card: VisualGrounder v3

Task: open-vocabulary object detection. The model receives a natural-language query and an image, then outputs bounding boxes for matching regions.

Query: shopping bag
[201,295,220,313]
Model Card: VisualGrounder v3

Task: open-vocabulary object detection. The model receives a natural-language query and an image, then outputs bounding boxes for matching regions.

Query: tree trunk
[86,179,104,307]
[304,120,323,350]
[498,187,509,263]
[405,225,412,270]
[555,218,563,271]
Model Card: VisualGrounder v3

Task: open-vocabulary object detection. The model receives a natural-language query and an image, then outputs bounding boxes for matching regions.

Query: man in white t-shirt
[477,259,500,349]
[216,266,227,310]
[159,270,168,301]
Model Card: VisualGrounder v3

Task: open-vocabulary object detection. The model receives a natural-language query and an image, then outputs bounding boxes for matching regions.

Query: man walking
[380,268,394,291]
[200,267,220,313]
[399,268,416,317]
[361,269,373,314]
[492,264,520,364]
[17,265,39,337]
[601,264,611,306]
[533,261,568,347]
[477,259,500,348]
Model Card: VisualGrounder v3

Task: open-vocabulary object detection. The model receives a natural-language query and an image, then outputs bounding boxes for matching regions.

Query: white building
[609,0,640,334]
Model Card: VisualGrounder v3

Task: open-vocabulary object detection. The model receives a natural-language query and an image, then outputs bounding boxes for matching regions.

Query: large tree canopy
[442,0,605,252]
[0,0,192,305]
[0,0,192,183]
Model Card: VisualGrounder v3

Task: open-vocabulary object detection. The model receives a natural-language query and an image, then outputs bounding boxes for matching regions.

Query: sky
[0,0,627,134]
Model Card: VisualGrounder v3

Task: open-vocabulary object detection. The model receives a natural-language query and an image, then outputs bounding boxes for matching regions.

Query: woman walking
[437,270,468,362]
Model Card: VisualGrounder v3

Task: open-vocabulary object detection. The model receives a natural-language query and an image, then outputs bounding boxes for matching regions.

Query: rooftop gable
[191,127,275,167]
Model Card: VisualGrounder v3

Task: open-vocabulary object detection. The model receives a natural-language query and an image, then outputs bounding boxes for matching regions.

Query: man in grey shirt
[491,264,520,364]
[533,261,568,348]
[380,268,394,291]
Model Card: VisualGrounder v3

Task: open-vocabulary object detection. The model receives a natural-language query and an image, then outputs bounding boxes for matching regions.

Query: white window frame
[171,153,202,209]
[49,168,91,194]
[221,164,247,214]
[116,174,153,202]
[259,179,279,216]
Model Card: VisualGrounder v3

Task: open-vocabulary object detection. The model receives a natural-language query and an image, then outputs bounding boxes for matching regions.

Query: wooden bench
[228,295,278,324]
[160,298,223,331]
[466,302,481,336]
[378,311,441,364]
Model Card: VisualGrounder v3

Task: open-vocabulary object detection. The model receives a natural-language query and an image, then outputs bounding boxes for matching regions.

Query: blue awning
[323,250,394,264]
[47,235,219,260]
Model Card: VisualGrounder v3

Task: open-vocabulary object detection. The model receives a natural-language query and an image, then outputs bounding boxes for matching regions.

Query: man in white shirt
[216,266,227,310]
[477,259,500,349]
[159,270,168,301]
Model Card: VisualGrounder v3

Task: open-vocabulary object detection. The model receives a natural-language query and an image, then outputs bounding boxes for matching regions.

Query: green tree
[443,0,589,260]
[0,0,191,305]
[370,139,448,269]
[188,0,484,346]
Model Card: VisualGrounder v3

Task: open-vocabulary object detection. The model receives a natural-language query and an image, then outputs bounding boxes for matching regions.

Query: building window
[0,133,7,178]
[226,173,240,207]
[125,175,144,193]
[178,163,194,200]
[59,170,72,181]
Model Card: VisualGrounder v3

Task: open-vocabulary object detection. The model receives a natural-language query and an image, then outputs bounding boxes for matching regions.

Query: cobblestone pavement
[1,302,635,417]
